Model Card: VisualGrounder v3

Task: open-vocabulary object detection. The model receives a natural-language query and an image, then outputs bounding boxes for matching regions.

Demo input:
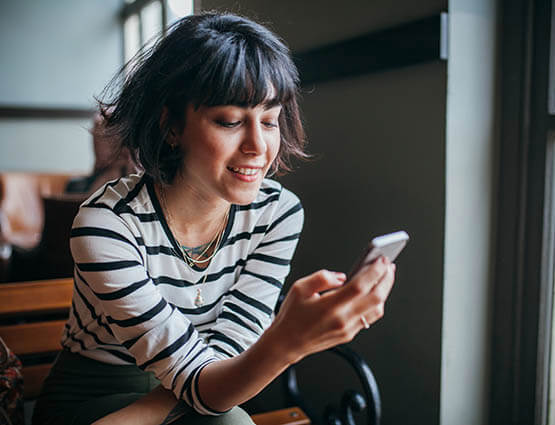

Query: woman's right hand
[270,257,395,365]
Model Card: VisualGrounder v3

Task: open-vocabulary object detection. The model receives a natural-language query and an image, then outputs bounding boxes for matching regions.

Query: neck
[155,179,230,248]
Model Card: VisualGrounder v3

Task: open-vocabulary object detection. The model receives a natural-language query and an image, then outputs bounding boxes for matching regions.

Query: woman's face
[174,102,282,206]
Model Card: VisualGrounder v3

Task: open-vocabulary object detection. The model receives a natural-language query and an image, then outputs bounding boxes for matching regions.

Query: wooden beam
[0,106,95,119]
[294,13,447,85]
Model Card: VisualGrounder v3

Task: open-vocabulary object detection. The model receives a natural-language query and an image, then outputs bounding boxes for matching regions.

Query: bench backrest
[0,277,73,399]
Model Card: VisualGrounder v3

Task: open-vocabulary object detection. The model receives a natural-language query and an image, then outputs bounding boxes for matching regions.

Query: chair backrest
[38,196,83,279]
[0,278,73,399]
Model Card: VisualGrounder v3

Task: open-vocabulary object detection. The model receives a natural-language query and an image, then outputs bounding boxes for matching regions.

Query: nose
[240,121,267,156]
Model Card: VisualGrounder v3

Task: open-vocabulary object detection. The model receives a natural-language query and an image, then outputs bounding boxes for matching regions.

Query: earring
[168,129,178,149]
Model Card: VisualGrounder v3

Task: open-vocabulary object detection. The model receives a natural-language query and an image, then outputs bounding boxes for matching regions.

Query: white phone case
[347,231,409,280]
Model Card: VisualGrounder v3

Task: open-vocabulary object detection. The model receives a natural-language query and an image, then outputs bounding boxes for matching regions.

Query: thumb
[296,269,346,297]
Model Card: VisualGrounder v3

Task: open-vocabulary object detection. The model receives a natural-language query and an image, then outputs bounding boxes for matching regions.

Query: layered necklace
[157,184,229,307]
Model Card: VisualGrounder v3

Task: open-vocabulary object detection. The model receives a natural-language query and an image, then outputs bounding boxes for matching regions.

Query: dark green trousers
[32,350,253,425]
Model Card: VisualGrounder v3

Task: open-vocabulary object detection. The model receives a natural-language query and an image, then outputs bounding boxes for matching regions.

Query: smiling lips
[227,166,263,182]
[229,167,259,175]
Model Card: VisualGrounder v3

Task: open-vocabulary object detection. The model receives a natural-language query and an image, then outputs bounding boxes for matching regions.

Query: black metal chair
[273,296,382,425]
[283,345,381,425]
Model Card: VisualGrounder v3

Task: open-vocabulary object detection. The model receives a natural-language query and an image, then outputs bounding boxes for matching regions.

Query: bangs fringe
[188,37,298,108]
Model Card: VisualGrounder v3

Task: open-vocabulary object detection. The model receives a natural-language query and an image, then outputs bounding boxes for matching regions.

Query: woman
[32,12,395,425]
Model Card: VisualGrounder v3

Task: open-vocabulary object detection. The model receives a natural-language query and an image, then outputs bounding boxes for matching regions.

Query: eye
[262,121,279,129]
[216,120,241,128]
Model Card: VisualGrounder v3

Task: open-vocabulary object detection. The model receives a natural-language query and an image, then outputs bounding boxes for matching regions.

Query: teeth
[231,167,258,176]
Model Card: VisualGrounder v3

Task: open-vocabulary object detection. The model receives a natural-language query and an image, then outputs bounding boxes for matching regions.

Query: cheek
[269,135,281,160]
[191,137,230,163]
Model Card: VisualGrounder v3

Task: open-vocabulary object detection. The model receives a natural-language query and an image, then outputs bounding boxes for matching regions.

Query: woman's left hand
[268,257,396,365]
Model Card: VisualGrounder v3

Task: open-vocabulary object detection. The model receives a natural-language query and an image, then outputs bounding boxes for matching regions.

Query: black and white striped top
[62,172,303,415]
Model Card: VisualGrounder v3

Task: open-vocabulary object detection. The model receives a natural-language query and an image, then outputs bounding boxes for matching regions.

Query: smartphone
[346,230,409,281]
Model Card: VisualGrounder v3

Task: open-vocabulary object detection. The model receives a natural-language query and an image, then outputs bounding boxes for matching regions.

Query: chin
[224,186,261,206]
[230,193,260,206]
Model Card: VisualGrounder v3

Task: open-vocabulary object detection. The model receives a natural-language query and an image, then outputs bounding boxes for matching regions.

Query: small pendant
[194,288,205,307]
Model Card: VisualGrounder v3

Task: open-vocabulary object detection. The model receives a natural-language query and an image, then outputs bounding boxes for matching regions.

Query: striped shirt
[62,172,303,415]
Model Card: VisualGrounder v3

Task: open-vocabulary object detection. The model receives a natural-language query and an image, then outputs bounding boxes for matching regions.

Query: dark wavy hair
[98,12,308,184]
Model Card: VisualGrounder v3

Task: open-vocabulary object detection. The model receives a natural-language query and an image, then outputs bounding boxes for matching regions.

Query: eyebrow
[262,97,281,109]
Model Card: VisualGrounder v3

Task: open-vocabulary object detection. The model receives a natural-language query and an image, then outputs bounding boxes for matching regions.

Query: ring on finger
[360,315,370,329]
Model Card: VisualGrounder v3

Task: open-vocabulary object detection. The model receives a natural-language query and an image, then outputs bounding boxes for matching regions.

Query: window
[491,1,555,424]
[548,133,555,423]
[121,0,195,64]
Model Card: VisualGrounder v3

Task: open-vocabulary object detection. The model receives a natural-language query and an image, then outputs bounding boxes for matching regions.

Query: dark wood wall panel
[0,106,95,119]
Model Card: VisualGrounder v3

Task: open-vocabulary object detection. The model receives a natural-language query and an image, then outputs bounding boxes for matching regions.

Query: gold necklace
[195,274,209,307]
[157,184,229,307]
[185,211,228,308]
[180,209,229,267]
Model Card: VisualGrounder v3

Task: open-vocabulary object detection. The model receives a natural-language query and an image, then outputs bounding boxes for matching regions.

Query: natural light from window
[141,1,163,50]
[123,13,140,64]
[168,0,194,18]
[122,0,194,64]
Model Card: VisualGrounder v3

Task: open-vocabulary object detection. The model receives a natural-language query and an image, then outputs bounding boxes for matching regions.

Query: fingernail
[334,272,347,282]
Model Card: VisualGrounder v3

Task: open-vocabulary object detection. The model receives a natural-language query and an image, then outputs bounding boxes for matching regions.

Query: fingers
[272,263,396,361]
[291,269,346,298]
[333,256,389,304]
[358,263,396,327]
[322,262,394,342]
[370,263,395,306]
[359,315,370,329]
[359,256,391,288]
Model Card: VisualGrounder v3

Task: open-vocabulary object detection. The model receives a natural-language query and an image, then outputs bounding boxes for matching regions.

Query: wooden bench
[0,278,309,425]
[0,278,73,400]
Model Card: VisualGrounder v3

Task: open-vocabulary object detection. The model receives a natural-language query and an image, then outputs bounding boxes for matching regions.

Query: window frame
[490,0,554,423]
[120,0,167,64]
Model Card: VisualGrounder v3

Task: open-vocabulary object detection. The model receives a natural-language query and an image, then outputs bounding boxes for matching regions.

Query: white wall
[0,0,122,172]
[0,0,121,107]
[441,0,498,423]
